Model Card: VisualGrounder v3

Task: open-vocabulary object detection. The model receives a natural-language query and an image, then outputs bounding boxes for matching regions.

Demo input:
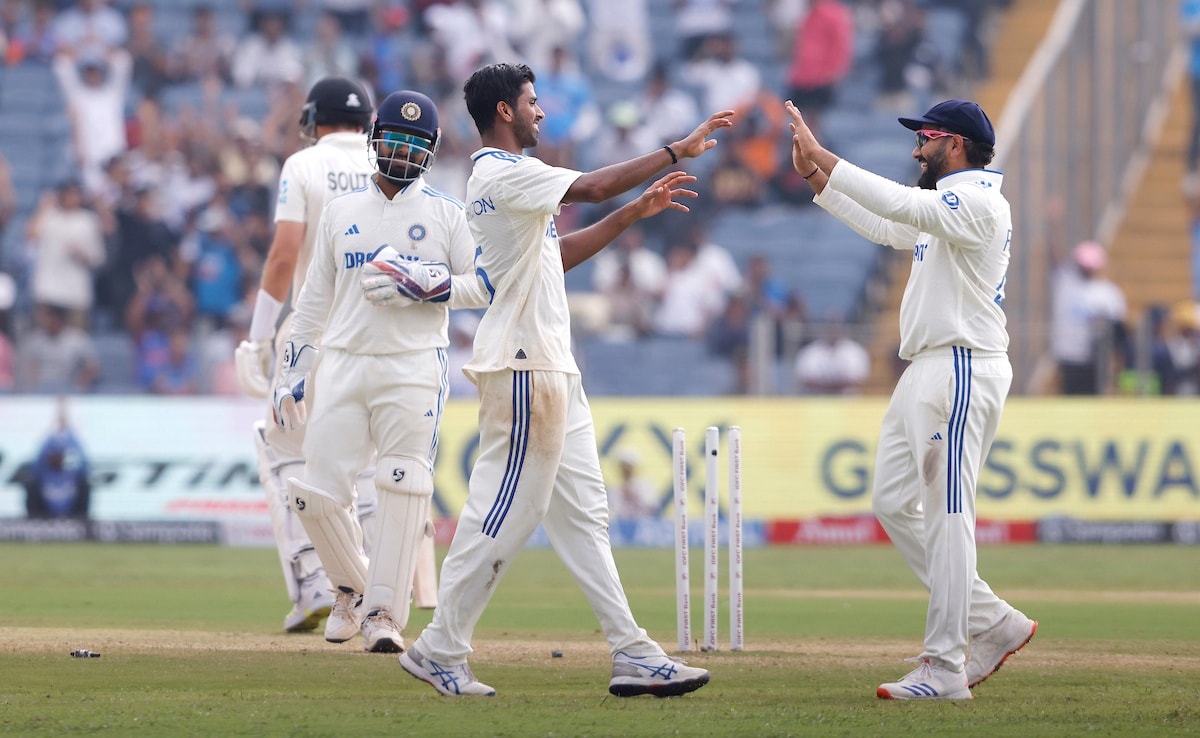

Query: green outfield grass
[2,543,1198,736]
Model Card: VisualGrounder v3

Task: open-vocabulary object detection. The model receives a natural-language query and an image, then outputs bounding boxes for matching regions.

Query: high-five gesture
[670,110,736,160]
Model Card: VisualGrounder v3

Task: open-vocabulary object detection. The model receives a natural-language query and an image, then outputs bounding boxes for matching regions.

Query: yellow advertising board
[432,397,1200,521]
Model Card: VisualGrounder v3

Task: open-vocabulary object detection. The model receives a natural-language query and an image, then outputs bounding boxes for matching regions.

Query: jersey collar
[936,168,1004,190]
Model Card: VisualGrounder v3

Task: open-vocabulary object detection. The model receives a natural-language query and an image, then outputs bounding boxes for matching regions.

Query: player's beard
[917,146,950,190]
[514,111,540,149]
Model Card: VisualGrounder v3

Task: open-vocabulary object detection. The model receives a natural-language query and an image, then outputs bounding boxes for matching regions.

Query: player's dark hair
[464,63,536,135]
[964,140,995,168]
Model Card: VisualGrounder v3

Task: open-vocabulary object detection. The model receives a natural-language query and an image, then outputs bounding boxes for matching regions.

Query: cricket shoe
[361,608,404,653]
[608,651,710,697]
[283,570,334,633]
[324,587,362,643]
[966,610,1038,688]
[399,643,495,697]
[877,657,972,700]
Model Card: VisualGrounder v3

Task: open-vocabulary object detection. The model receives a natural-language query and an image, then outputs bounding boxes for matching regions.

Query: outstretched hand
[630,171,699,220]
[785,100,820,164]
[673,110,736,160]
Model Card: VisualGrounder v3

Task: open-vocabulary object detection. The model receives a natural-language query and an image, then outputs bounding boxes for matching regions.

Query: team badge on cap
[401,102,422,121]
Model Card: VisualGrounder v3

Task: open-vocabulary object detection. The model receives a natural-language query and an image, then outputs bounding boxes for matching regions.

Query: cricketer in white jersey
[234,76,378,634]
[788,98,1036,700]
[402,61,731,698]
[276,90,490,653]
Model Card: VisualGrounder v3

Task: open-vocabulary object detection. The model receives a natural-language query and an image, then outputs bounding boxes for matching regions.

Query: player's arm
[234,219,305,397]
[445,214,491,310]
[560,171,698,272]
[562,110,733,204]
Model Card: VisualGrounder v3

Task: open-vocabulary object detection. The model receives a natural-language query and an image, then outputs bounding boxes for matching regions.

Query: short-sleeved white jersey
[288,177,489,354]
[273,131,374,299]
[461,148,583,377]
[815,163,1012,360]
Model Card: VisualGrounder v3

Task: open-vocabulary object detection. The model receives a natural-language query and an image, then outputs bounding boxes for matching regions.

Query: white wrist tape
[248,289,285,342]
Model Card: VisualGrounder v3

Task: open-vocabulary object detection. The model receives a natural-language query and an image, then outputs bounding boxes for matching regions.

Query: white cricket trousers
[415,369,664,665]
[872,346,1015,672]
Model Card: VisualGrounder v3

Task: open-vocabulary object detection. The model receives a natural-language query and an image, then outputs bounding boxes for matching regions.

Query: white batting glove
[234,339,273,398]
[271,341,317,431]
[360,259,451,306]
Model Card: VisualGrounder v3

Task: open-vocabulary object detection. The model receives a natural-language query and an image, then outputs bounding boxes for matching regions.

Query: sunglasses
[915,129,961,147]
[380,130,432,148]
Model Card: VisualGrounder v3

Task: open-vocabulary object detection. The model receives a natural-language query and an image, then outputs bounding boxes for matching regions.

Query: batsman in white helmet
[234,76,376,634]
[273,89,490,652]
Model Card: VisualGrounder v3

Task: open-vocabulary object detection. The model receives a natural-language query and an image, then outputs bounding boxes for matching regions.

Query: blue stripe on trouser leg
[947,347,972,515]
[482,371,531,538]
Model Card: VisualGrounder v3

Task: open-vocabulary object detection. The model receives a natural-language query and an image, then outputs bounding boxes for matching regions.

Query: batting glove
[361,259,451,306]
[234,339,273,398]
[272,341,317,431]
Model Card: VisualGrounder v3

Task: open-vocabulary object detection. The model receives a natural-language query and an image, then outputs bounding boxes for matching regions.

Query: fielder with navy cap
[274,89,491,653]
[786,98,1037,700]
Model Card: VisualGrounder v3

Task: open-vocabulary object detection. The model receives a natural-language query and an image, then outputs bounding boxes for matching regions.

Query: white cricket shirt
[273,131,374,298]
[815,163,1012,360]
[461,148,583,377]
[288,177,488,354]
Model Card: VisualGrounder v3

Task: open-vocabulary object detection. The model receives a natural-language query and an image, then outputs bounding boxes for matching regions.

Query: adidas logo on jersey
[930,432,943,441]
[424,410,433,417]
[345,224,361,235]
[515,349,527,360]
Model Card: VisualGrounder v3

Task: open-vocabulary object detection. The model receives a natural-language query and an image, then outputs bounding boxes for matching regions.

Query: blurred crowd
[0,0,1023,396]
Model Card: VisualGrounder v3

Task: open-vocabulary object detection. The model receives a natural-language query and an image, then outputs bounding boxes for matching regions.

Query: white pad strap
[255,422,310,603]
[288,477,368,595]
[366,456,433,626]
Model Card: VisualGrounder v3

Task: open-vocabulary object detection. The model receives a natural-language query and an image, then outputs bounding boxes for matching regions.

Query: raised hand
[672,110,736,160]
[629,171,699,220]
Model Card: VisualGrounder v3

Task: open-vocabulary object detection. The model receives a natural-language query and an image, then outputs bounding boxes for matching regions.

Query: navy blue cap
[899,99,995,147]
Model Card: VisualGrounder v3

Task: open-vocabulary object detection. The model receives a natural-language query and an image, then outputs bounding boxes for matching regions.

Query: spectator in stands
[785,0,854,142]
[528,45,600,168]
[422,0,517,83]
[51,0,126,60]
[124,2,169,100]
[146,325,199,395]
[303,11,358,90]
[655,241,725,338]
[26,181,106,329]
[1167,300,1200,395]
[509,0,586,73]
[186,202,245,331]
[319,0,373,37]
[0,154,14,252]
[706,291,753,393]
[4,0,59,66]
[218,118,281,217]
[19,399,91,519]
[1050,240,1129,395]
[170,4,235,84]
[705,132,766,209]
[673,0,736,61]
[102,183,177,323]
[744,252,802,359]
[17,303,100,393]
[606,447,658,521]
[358,2,410,101]
[634,63,700,152]
[53,45,131,194]
[125,253,194,392]
[231,7,303,90]
[592,229,665,341]
[0,272,15,392]
[590,102,645,171]
[584,0,651,83]
[873,0,928,114]
[794,315,870,395]
[1185,0,1200,172]
[682,32,761,115]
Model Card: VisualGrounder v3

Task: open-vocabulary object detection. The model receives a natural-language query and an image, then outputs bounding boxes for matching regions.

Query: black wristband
[663,145,678,165]
[803,167,820,180]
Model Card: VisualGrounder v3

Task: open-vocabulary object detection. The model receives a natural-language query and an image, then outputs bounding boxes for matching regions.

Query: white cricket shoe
[966,610,1038,688]
[361,608,404,653]
[608,651,710,697]
[324,588,362,644]
[283,570,334,633]
[877,657,972,700]
[399,643,495,697]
